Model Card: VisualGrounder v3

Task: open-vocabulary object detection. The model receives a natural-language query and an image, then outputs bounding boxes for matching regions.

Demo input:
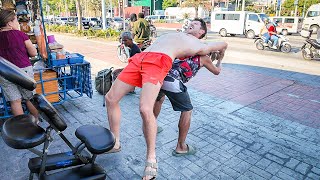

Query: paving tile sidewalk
[1,63,319,180]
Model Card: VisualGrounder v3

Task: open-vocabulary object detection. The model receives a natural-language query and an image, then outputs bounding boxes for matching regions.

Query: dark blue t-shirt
[130,43,141,57]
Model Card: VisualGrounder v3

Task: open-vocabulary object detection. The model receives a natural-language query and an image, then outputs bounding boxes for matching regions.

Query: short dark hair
[121,31,133,40]
[138,13,144,18]
[193,18,207,39]
[130,13,137,22]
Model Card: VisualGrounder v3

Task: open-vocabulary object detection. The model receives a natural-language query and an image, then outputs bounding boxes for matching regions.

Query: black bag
[95,67,113,95]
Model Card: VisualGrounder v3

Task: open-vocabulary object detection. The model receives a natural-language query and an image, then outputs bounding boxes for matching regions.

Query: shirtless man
[154,52,225,158]
[105,18,227,180]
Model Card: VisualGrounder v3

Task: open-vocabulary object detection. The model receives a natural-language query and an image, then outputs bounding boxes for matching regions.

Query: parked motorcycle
[255,34,292,53]
[301,30,320,60]
[150,24,157,38]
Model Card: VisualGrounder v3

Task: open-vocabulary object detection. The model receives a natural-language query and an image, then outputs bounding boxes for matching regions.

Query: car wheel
[246,30,255,39]
[219,28,227,37]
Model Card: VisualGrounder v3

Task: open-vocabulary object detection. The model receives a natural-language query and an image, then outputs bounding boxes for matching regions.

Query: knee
[105,92,118,105]
[140,104,153,119]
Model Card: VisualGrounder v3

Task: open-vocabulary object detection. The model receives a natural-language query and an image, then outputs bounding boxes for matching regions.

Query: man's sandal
[142,161,158,180]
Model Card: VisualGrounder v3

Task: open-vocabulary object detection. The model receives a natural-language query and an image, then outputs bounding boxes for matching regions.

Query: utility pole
[241,0,245,11]
[110,0,113,18]
[302,0,306,17]
[294,0,298,17]
[153,0,158,15]
[102,0,106,29]
[123,0,126,30]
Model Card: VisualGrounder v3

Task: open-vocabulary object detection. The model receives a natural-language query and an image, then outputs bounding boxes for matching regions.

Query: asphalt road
[156,29,320,76]
[51,29,320,76]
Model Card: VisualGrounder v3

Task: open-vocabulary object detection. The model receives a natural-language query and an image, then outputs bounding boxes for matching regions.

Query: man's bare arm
[197,42,228,56]
[201,55,222,75]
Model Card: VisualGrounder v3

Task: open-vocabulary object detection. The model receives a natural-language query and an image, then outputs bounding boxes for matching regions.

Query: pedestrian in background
[0,10,39,120]
[133,12,150,47]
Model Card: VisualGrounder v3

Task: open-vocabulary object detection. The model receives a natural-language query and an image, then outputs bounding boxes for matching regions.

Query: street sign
[294,0,298,5]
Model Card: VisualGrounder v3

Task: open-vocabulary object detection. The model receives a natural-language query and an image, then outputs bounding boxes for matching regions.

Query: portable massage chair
[0,57,115,180]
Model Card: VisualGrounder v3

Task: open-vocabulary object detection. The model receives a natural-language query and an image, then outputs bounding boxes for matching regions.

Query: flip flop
[104,146,121,154]
[172,144,197,157]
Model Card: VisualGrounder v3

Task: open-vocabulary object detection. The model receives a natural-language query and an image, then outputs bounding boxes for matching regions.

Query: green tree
[88,0,102,16]
[282,0,320,16]
[162,0,177,10]
[182,0,211,17]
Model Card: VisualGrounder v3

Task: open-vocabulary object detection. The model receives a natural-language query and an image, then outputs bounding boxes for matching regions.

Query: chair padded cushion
[0,56,36,91]
[75,125,115,154]
[43,163,106,180]
[1,114,46,149]
[31,94,67,131]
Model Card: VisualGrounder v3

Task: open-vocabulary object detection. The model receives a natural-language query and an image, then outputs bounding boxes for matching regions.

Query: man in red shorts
[105,18,228,180]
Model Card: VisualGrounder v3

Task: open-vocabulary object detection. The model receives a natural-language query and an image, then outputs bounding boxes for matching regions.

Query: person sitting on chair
[0,10,39,121]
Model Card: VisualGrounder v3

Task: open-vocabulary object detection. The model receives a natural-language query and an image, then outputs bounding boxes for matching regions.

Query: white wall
[164,7,209,19]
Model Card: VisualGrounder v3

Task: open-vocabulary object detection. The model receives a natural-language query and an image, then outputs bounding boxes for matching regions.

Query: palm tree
[75,0,83,30]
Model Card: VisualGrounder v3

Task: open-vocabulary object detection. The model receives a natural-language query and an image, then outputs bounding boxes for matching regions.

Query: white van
[269,16,303,35]
[211,11,269,39]
[145,15,176,23]
[302,3,320,33]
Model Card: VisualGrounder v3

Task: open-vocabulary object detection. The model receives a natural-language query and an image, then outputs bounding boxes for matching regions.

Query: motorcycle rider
[260,18,270,46]
[269,20,279,49]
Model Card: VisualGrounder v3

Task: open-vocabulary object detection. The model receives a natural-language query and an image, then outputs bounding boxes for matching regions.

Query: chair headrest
[0,56,36,91]
[31,94,67,131]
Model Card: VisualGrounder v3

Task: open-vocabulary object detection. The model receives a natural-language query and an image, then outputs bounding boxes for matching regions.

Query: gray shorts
[156,81,193,112]
[0,66,35,101]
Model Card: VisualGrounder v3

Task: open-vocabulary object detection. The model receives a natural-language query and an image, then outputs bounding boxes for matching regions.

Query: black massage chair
[0,57,115,180]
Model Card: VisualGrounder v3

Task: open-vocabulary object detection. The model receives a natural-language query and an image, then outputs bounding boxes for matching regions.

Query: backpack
[95,67,113,95]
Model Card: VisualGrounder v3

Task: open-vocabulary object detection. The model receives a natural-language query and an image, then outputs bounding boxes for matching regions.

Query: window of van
[273,18,282,23]
[227,14,240,20]
[258,14,269,22]
[249,14,259,22]
[215,14,225,20]
[307,11,320,17]
[284,18,294,23]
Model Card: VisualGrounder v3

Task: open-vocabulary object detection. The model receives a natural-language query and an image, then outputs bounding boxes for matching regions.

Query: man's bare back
[144,32,227,61]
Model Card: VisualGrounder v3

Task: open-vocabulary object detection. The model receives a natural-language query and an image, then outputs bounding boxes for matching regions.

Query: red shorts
[118,52,172,88]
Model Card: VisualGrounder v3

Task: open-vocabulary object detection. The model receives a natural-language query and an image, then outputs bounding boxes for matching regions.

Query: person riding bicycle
[133,12,150,48]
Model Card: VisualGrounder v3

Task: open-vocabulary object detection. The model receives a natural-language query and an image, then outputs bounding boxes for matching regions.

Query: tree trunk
[76,0,83,30]
[195,6,198,18]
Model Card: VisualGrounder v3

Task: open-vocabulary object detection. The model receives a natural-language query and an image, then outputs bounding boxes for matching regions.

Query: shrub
[46,25,120,40]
